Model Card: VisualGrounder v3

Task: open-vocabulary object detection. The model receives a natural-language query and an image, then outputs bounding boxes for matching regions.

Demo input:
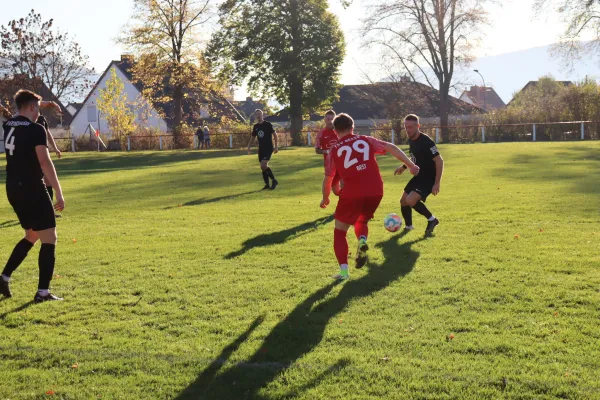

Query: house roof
[266,82,483,123]
[0,75,71,126]
[72,57,245,128]
[507,80,573,106]
[460,86,506,111]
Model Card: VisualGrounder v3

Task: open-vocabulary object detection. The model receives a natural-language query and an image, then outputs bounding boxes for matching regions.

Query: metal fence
[2,121,600,152]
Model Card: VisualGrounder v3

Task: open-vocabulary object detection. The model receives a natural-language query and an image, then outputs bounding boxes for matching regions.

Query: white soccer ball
[384,213,403,232]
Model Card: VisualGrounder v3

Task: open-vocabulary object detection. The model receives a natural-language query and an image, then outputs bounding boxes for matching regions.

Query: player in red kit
[320,113,419,280]
[314,110,342,195]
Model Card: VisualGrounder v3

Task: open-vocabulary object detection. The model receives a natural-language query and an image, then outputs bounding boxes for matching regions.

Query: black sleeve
[424,136,440,159]
[31,124,48,148]
[268,122,275,134]
[251,125,257,137]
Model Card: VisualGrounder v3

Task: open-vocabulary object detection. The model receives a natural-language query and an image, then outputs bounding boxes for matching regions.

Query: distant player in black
[0,90,66,302]
[395,114,444,235]
[248,109,279,190]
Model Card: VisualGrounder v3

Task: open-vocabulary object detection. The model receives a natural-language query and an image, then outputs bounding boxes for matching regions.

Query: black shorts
[258,149,273,162]
[404,177,435,202]
[6,183,56,231]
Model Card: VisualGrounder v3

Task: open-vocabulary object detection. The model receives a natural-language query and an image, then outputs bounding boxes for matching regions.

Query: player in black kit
[0,90,65,302]
[248,109,279,190]
[395,114,444,235]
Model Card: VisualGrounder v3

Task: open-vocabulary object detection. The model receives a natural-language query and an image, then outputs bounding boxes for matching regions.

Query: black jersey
[408,132,440,180]
[3,115,48,187]
[252,121,275,151]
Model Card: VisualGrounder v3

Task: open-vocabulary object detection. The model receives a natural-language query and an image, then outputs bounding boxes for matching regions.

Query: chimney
[246,97,252,102]
[121,54,134,63]
[400,75,411,82]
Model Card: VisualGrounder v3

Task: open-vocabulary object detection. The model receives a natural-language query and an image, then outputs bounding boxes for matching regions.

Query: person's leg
[353,196,382,269]
[34,227,62,302]
[263,154,277,189]
[260,159,270,189]
[332,197,359,279]
[1,230,38,298]
[400,191,414,230]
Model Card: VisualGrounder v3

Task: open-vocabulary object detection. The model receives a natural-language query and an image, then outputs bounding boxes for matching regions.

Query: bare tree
[0,10,93,103]
[362,0,488,141]
[535,0,600,67]
[120,0,216,138]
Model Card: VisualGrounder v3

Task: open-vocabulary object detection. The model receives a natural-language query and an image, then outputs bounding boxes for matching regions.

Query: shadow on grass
[225,215,335,259]
[164,191,262,210]
[0,221,20,229]
[177,231,424,399]
[0,301,35,320]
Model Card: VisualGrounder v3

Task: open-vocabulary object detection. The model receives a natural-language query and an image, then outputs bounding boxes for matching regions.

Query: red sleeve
[366,136,387,155]
[324,151,337,177]
[314,129,323,149]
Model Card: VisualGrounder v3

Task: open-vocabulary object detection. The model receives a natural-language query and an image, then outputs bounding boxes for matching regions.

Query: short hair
[333,113,354,132]
[14,90,42,111]
[404,114,419,123]
[324,110,336,117]
[254,109,263,114]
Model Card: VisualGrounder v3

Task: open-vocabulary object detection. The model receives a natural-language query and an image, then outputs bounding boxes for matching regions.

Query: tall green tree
[96,68,135,140]
[208,0,345,144]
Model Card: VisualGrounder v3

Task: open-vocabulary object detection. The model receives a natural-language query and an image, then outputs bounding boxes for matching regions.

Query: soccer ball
[384,213,403,232]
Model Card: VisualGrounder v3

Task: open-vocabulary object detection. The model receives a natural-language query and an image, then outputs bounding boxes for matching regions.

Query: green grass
[0,142,599,399]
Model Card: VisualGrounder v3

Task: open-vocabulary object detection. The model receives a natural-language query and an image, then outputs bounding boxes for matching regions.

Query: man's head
[324,110,335,129]
[14,90,42,122]
[254,109,264,122]
[333,113,354,138]
[404,114,420,140]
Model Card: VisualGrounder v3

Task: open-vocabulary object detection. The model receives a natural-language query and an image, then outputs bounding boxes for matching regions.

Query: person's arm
[40,101,62,115]
[321,175,333,208]
[432,155,444,195]
[45,127,62,158]
[379,142,419,175]
[35,146,64,211]
[314,130,326,154]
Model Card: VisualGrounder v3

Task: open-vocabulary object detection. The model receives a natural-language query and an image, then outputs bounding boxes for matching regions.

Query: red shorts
[334,195,383,225]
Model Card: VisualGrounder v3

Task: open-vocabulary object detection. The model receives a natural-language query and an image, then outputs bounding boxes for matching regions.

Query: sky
[2,0,596,102]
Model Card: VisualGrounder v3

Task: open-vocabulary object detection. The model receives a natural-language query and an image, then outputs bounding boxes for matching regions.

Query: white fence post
[229,134,233,149]
[71,137,75,152]
[435,128,440,144]
[481,126,486,143]
[127,136,131,151]
[159,136,163,150]
[307,131,312,147]
[581,122,585,140]
[533,124,536,141]
[391,129,395,144]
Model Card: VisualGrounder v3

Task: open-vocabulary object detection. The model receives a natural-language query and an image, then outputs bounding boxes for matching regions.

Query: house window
[87,106,97,122]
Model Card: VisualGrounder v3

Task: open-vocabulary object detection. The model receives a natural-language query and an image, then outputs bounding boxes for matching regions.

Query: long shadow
[164,191,261,210]
[0,301,35,320]
[0,221,20,229]
[177,232,424,399]
[225,215,334,259]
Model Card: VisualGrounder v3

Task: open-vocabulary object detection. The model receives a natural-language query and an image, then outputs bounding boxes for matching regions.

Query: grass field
[0,142,599,399]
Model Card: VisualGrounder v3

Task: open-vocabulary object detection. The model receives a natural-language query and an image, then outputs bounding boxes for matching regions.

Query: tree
[208,0,345,145]
[362,0,488,142]
[535,0,600,66]
[120,0,218,143]
[96,68,135,141]
[0,10,93,103]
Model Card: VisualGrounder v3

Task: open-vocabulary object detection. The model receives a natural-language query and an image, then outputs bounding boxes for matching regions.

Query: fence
[3,121,600,152]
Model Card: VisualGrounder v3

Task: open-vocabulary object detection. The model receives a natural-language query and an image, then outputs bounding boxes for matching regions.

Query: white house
[69,55,168,137]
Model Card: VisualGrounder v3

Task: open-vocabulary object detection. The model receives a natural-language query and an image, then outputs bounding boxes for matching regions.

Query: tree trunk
[173,83,185,147]
[439,81,450,143]
[289,0,304,146]
[289,75,304,146]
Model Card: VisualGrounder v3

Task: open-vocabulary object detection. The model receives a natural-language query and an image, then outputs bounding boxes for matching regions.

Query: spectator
[195,126,205,149]
[203,126,211,149]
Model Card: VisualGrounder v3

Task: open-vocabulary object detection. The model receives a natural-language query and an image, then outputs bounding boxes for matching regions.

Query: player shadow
[163,191,261,210]
[0,221,20,229]
[177,232,423,399]
[224,215,335,259]
[0,300,35,319]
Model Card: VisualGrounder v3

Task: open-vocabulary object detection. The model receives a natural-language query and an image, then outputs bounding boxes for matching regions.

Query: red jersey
[325,134,387,198]
[315,128,339,160]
